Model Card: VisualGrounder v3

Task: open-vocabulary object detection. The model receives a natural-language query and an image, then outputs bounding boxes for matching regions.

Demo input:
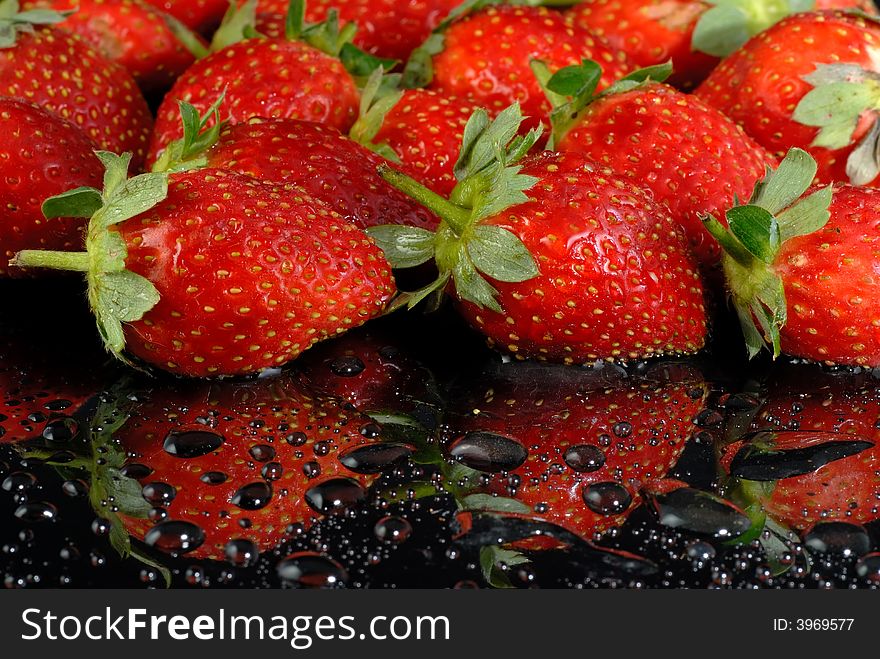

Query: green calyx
[162,12,210,59]
[532,59,673,149]
[152,95,227,174]
[691,0,815,58]
[349,67,404,162]
[366,103,542,313]
[793,63,880,186]
[0,0,72,47]
[11,152,169,366]
[701,148,833,360]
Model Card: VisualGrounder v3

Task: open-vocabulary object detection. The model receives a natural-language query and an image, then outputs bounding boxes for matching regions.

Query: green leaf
[41,186,103,220]
[467,224,538,283]
[545,59,602,97]
[733,301,767,360]
[776,186,832,241]
[691,5,750,58]
[99,173,169,228]
[385,272,451,313]
[454,104,523,180]
[401,32,444,89]
[366,225,436,269]
[15,9,69,24]
[480,545,530,589]
[96,151,133,200]
[97,270,161,323]
[339,42,398,79]
[348,67,403,160]
[794,81,880,150]
[530,59,567,108]
[726,205,780,263]
[847,119,880,186]
[460,493,531,515]
[210,0,256,51]
[285,0,305,39]
[471,164,537,222]
[452,249,502,312]
[749,148,817,214]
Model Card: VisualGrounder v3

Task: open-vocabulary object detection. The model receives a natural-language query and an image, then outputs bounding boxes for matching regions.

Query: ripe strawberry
[721,363,880,531]
[0,97,103,278]
[352,87,480,198]
[257,0,462,61]
[695,10,880,186]
[566,0,876,90]
[142,0,229,34]
[537,61,776,265]
[414,5,631,132]
[704,148,880,367]
[0,3,153,170]
[444,360,709,539]
[369,105,707,364]
[22,0,206,95]
[153,103,438,231]
[11,154,396,377]
[147,4,363,167]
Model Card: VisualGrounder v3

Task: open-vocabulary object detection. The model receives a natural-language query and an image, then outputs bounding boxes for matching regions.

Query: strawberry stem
[379,165,471,236]
[701,215,756,268]
[11,249,89,272]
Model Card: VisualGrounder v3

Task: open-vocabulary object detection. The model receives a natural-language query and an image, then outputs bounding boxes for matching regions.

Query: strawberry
[10,153,396,377]
[147,1,367,167]
[0,2,153,170]
[22,0,207,95]
[0,97,103,278]
[566,0,876,90]
[257,0,462,61]
[152,100,438,231]
[444,360,709,539]
[142,0,229,35]
[535,60,776,265]
[351,87,480,198]
[368,105,707,364]
[408,5,631,133]
[695,10,880,187]
[703,148,880,367]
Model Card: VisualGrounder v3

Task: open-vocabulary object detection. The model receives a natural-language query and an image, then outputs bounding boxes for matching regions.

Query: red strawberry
[538,61,776,265]
[0,4,153,170]
[704,148,880,367]
[416,5,631,132]
[0,97,103,278]
[695,10,880,187]
[566,0,876,90]
[22,0,206,95]
[369,105,707,364]
[142,0,229,34]
[257,0,462,61]
[444,361,709,539]
[154,105,438,231]
[11,154,396,377]
[352,88,480,198]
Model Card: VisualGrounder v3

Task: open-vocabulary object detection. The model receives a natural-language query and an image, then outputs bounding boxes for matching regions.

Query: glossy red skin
[147,38,359,167]
[142,0,229,34]
[0,27,152,171]
[118,169,396,377]
[256,0,463,61]
[447,362,708,539]
[371,89,477,198]
[23,0,201,95]
[772,185,880,367]
[203,118,438,231]
[0,98,103,278]
[558,82,777,265]
[721,366,880,529]
[695,11,880,186]
[430,5,632,133]
[455,151,707,363]
[118,375,385,561]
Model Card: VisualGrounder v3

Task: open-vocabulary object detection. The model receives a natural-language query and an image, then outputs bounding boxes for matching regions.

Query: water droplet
[374,516,412,544]
[142,482,176,506]
[277,552,347,588]
[61,479,88,497]
[121,463,153,479]
[262,462,283,481]
[730,433,873,481]
[91,518,111,536]
[14,501,57,523]
[305,478,366,514]
[200,471,228,485]
[286,431,307,446]
[652,488,752,538]
[856,553,880,583]
[41,416,78,442]
[249,444,275,462]
[563,445,606,473]
[144,520,205,555]
[686,540,716,561]
[581,482,632,515]
[231,482,273,511]
[329,356,365,377]
[225,539,259,567]
[303,461,321,479]
[2,472,36,493]
[804,522,871,557]
[359,423,382,438]
[449,431,528,472]
[339,443,412,474]
[612,422,632,438]
[163,430,224,458]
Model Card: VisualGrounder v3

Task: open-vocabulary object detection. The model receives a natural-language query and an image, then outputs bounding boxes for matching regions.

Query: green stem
[11,250,89,272]
[701,215,757,268]
[378,165,472,235]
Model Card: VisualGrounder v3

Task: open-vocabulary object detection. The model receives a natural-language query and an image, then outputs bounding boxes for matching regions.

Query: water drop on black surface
[225,539,259,568]
[804,522,871,557]
[582,482,632,515]
[329,356,365,377]
[305,478,366,514]
[14,501,57,523]
[338,443,412,474]
[277,552,348,588]
[41,416,78,442]
[144,520,205,554]
[374,516,413,544]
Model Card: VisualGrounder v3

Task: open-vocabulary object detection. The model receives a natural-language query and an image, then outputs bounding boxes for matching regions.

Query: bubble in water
[338,443,412,474]
[277,552,348,588]
[374,516,412,544]
[231,482,273,511]
[225,539,259,568]
[804,522,871,558]
[581,482,632,515]
[329,356,365,377]
[163,430,224,458]
[14,501,57,523]
[305,478,366,514]
[142,482,177,506]
[449,432,528,472]
[41,416,78,443]
[144,520,205,554]
[563,445,606,473]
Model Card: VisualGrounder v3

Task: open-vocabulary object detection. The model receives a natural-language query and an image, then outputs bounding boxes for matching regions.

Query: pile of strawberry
[5,0,880,579]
